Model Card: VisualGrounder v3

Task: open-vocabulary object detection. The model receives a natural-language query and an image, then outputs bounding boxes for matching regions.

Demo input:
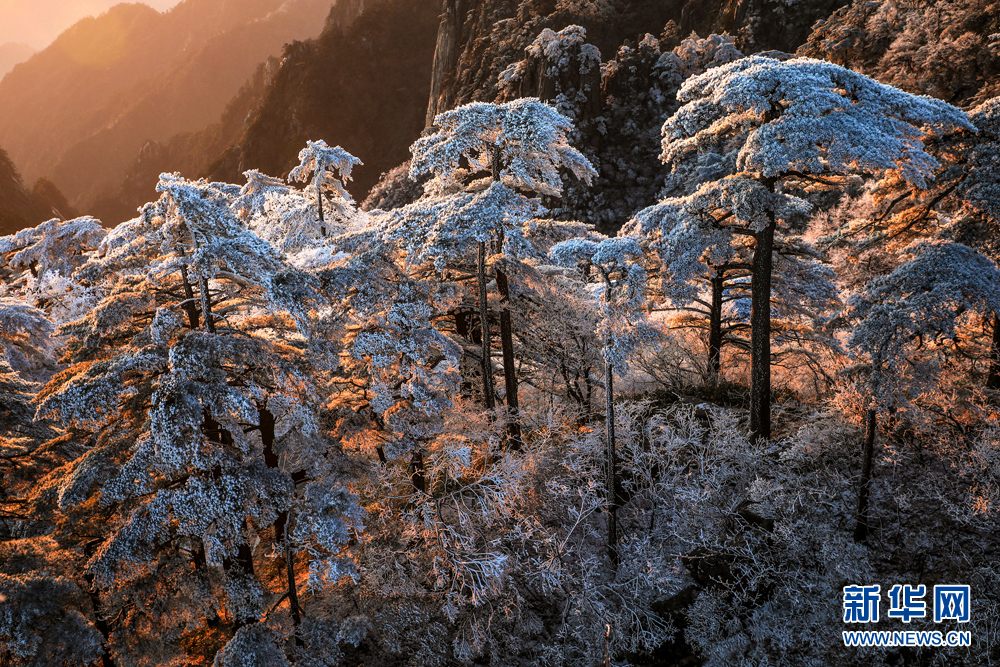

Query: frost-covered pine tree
[847,241,1000,540]
[288,140,362,238]
[550,235,653,562]
[943,97,1000,389]
[33,174,362,665]
[0,216,104,328]
[627,192,840,380]
[387,97,595,445]
[660,55,971,439]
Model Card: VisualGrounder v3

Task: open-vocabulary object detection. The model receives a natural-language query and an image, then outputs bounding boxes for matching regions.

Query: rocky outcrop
[798,0,1000,106]
[424,0,849,130]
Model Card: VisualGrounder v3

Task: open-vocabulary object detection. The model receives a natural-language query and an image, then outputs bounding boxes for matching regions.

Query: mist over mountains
[1,0,998,232]
[0,43,37,79]
[0,0,331,215]
[0,0,181,50]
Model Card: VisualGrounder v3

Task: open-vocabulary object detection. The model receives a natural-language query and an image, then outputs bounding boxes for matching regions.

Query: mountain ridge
[0,42,36,80]
[0,0,331,211]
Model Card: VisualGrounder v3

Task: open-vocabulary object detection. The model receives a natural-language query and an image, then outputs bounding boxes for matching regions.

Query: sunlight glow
[0,1,183,51]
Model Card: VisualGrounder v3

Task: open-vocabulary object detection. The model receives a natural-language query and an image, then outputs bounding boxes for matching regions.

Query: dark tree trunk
[853,408,878,542]
[82,540,117,667]
[477,241,496,411]
[988,314,1000,390]
[179,260,200,329]
[223,541,258,631]
[317,187,326,237]
[749,216,776,442]
[89,590,117,667]
[495,268,522,449]
[709,271,724,377]
[199,276,215,334]
[283,518,303,640]
[203,413,257,629]
[258,407,304,643]
[453,309,477,399]
[410,450,426,493]
[605,360,618,566]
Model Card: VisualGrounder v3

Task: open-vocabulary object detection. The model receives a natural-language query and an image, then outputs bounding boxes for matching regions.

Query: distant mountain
[0,0,332,211]
[90,55,282,224]
[0,1,180,52]
[0,42,36,80]
[202,0,440,204]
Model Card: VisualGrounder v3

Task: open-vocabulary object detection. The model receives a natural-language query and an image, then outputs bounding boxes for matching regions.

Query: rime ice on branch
[847,241,1000,540]
[391,97,595,445]
[660,55,972,439]
[550,234,653,564]
[288,140,363,238]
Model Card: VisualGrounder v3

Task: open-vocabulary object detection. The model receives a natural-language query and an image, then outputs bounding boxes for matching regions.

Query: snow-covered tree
[0,217,104,328]
[659,55,971,439]
[391,96,595,446]
[288,140,362,238]
[32,174,361,665]
[627,191,841,382]
[550,235,652,562]
[847,241,1000,540]
[0,216,105,281]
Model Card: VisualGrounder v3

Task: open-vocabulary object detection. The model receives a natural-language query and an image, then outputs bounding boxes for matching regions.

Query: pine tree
[627,193,840,381]
[659,55,971,439]
[400,97,596,446]
[288,140,363,238]
[847,241,1000,540]
[550,235,653,564]
[32,174,361,664]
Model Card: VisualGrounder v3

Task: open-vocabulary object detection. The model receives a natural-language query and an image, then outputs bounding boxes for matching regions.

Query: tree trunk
[179,256,200,329]
[283,517,303,640]
[453,310,476,399]
[317,186,326,237]
[495,268,522,449]
[988,314,1000,390]
[223,541,258,630]
[709,271,724,377]
[605,360,618,566]
[477,241,496,411]
[203,414,257,629]
[410,450,426,493]
[853,408,878,542]
[82,541,117,667]
[199,276,215,334]
[749,218,775,441]
[258,407,304,643]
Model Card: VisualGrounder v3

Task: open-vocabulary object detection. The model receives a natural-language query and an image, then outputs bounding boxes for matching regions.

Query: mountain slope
[89,55,281,224]
[205,0,440,201]
[798,0,1000,106]
[0,42,36,80]
[0,0,331,210]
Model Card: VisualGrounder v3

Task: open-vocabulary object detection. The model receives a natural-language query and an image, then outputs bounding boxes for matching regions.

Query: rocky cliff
[424,0,849,127]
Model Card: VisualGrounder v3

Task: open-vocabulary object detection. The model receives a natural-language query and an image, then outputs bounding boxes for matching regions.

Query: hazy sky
[0,1,184,50]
